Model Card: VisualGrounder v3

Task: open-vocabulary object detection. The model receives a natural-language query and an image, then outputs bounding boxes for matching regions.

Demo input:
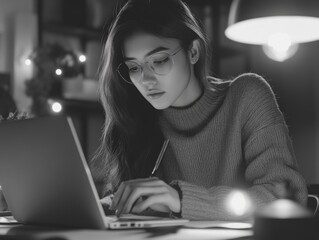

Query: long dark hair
[90,0,210,197]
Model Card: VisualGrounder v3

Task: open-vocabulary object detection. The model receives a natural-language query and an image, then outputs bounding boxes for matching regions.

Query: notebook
[0,115,188,229]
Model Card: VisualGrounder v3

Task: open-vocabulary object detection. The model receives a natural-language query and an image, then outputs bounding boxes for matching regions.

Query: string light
[24,58,32,66]
[51,102,62,113]
[55,68,62,76]
[47,99,63,114]
[79,54,86,63]
[24,43,84,116]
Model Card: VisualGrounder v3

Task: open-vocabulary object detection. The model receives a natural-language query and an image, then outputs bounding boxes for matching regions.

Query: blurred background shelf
[41,23,102,40]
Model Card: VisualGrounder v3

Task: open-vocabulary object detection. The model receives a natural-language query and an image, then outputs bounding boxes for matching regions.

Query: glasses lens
[117,53,174,84]
[149,53,173,75]
[125,61,142,83]
[117,63,133,84]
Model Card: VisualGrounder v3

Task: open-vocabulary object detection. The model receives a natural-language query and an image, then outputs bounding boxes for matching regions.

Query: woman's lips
[147,92,165,99]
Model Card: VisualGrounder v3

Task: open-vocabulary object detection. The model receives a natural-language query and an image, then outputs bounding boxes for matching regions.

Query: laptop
[0,115,188,229]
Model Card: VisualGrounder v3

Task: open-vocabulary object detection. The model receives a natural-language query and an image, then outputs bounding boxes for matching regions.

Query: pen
[150,139,170,177]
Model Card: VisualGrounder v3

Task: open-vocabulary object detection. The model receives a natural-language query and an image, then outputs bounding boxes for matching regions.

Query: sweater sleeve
[170,74,308,220]
[240,75,307,208]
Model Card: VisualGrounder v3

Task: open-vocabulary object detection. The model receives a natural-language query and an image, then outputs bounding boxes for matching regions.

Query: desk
[0,224,253,240]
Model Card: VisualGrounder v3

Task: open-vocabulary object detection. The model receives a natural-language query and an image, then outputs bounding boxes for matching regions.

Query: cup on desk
[253,199,319,240]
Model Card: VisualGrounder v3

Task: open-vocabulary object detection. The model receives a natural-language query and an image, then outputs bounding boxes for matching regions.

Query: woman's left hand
[110,177,181,216]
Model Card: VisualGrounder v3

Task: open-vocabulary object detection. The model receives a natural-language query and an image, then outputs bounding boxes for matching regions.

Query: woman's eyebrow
[124,46,169,61]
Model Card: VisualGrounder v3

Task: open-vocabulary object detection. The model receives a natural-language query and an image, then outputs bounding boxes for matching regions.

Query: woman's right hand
[0,186,8,211]
[100,194,116,215]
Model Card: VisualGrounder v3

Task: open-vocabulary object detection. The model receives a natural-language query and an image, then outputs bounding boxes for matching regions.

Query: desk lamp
[225,0,319,61]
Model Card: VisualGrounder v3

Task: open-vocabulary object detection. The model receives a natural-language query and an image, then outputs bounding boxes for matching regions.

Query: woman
[90,0,307,220]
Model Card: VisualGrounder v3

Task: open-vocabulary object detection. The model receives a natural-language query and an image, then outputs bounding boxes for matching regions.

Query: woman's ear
[188,39,200,64]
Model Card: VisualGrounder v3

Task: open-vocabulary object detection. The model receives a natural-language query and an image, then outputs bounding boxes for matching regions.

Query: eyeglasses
[117,47,182,84]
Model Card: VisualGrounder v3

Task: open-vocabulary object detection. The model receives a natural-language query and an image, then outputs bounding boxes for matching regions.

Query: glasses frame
[117,47,183,84]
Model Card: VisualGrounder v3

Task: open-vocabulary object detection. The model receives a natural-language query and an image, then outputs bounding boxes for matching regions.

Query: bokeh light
[226,190,252,216]
[55,68,62,76]
[24,58,32,66]
[51,101,62,113]
[79,54,86,63]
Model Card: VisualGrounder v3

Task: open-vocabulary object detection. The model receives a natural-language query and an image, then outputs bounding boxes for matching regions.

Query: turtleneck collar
[159,86,225,133]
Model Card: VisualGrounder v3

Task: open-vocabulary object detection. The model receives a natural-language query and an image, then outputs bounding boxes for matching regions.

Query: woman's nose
[141,66,157,85]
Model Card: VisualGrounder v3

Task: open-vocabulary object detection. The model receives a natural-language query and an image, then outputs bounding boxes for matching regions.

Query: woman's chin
[149,101,170,110]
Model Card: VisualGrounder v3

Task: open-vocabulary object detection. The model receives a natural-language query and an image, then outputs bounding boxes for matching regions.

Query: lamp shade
[225,0,319,45]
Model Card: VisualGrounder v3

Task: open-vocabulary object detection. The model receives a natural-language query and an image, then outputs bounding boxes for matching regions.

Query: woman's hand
[110,178,181,216]
[100,194,116,215]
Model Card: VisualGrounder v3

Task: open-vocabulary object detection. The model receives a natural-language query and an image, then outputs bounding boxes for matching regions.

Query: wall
[0,21,4,72]
[0,0,36,111]
[0,0,34,71]
[248,41,319,184]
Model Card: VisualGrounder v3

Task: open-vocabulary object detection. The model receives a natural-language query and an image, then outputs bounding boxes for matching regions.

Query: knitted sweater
[157,73,307,220]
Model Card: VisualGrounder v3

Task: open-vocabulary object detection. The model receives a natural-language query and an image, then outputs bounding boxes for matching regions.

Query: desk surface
[0,224,253,240]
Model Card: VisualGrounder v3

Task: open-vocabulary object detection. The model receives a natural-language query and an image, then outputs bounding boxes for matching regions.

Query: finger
[131,193,171,213]
[128,177,164,186]
[118,186,168,215]
[112,178,164,209]
[115,184,133,216]
[129,177,159,183]
[111,182,126,209]
[117,185,167,216]
[100,194,114,207]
